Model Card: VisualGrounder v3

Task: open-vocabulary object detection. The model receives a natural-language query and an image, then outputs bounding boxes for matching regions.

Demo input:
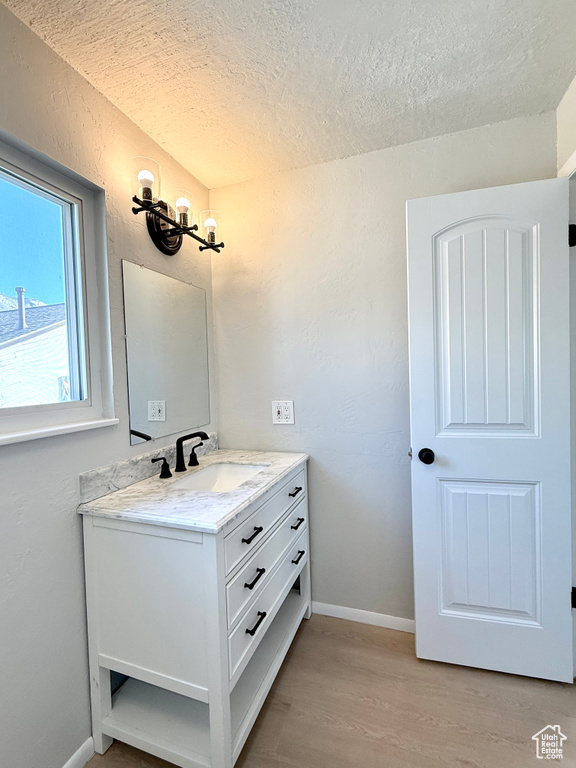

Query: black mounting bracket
[569,224,576,248]
[132,196,225,255]
[572,587,576,609]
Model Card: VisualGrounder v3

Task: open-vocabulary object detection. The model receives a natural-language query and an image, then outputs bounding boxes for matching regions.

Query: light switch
[148,400,166,421]
[272,400,294,424]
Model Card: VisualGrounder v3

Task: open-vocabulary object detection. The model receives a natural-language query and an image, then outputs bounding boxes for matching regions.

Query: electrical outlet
[272,400,294,424]
[148,400,166,421]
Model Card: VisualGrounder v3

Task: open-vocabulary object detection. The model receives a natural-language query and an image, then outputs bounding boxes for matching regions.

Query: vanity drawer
[228,528,308,683]
[224,468,306,575]
[226,499,307,629]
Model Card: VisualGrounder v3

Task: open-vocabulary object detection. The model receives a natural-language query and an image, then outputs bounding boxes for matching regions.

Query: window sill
[0,417,119,447]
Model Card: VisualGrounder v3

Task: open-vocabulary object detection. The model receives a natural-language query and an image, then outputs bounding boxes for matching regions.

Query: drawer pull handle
[289,486,303,498]
[244,568,266,590]
[291,517,305,531]
[242,526,263,545]
[292,550,305,565]
[245,611,267,636]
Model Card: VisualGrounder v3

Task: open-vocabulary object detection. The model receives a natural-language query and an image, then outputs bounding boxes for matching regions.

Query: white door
[407,178,573,682]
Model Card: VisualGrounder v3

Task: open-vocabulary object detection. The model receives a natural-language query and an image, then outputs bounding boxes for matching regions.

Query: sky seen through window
[0,175,66,307]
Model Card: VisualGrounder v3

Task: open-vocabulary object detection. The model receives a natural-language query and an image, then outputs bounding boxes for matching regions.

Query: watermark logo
[532,725,567,760]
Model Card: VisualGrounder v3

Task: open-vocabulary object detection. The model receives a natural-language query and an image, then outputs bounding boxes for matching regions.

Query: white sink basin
[175,463,268,493]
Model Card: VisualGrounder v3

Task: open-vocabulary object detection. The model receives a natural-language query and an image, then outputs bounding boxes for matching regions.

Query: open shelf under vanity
[102,591,308,767]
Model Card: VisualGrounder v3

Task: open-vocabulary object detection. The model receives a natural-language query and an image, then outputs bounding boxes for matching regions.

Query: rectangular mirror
[122,260,210,445]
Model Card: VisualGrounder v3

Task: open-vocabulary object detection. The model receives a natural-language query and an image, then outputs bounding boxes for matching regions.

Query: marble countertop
[78,449,308,534]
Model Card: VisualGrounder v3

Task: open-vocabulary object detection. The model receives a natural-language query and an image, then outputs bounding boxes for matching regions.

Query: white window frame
[0,135,117,445]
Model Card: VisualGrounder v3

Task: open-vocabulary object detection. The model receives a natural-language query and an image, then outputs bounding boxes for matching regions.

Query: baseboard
[62,737,94,768]
[312,601,415,633]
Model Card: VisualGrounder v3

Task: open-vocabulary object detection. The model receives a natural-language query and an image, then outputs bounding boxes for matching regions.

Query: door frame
[558,150,576,180]
[558,155,576,671]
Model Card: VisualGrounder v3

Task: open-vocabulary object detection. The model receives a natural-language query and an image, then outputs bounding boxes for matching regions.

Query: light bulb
[176,197,190,213]
[204,216,217,244]
[176,197,191,227]
[137,169,155,201]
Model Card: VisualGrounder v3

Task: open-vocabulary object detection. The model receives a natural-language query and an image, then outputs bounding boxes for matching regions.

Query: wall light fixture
[131,158,225,256]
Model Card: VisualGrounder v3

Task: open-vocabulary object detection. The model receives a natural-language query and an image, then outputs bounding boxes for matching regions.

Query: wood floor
[85,614,576,768]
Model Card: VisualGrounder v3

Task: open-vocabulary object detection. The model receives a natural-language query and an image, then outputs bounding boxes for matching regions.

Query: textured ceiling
[4,0,576,187]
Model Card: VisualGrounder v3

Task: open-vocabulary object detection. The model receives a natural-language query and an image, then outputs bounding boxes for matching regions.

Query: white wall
[0,6,215,768]
[211,112,557,622]
[558,74,576,171]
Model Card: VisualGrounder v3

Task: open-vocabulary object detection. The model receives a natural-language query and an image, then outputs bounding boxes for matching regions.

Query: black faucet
[175,431,209,472]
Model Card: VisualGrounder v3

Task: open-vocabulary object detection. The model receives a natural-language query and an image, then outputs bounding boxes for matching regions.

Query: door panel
[407,177,573,682]
[434,219,536,435]
[440,480,540,624]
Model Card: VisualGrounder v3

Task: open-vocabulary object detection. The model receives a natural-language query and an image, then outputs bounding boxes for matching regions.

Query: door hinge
[572,587,576,609]
[569,224,576,248]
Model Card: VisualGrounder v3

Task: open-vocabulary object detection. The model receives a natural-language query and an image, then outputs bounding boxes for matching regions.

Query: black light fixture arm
[132,195,225,254]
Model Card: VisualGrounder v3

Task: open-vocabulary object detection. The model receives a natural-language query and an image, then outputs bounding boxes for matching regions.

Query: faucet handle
[151,457,172,479]
[188,442,204,467]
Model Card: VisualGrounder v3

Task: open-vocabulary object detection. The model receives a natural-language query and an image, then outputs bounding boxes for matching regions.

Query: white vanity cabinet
[81,459,310,768]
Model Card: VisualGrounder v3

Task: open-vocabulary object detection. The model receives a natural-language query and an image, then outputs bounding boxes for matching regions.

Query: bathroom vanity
[78,449,310,768]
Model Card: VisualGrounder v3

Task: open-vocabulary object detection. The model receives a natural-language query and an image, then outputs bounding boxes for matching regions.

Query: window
[0,137,116,444]
[0,166,86,408]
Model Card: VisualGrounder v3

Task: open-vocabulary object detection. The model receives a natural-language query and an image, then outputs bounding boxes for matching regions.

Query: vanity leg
[203,535,233,768]
[303,558,312,619]
[83,518,113,754]
[90,666,113,754]
[208,697,233,768]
